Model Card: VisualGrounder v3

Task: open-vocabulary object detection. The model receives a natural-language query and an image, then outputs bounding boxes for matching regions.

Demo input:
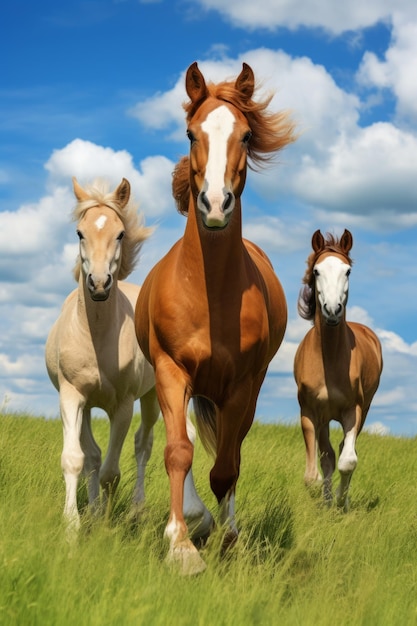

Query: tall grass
[0,413,416,625]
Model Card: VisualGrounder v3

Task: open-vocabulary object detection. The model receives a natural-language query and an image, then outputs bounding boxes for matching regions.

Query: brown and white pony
[45,178,160,536]
[294,229,383,510]
[135,62,296,573]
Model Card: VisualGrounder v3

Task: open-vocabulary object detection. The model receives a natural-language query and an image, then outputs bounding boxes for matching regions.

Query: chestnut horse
[45,178,160,536]
[294,229,383,510]
[135,62,296,573]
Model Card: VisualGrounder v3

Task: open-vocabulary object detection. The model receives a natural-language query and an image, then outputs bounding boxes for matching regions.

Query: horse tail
[193,396,217,458]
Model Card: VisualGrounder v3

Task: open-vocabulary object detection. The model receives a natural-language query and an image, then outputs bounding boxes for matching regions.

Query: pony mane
[183,77,297,171]
[72,178,153,281]
[298,232,354,321]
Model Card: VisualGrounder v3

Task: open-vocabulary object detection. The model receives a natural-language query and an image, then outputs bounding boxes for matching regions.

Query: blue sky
[1,0,416,436]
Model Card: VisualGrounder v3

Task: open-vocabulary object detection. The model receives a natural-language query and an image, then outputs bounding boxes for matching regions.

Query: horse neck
[314,310,351,362]
[182,196,245,290]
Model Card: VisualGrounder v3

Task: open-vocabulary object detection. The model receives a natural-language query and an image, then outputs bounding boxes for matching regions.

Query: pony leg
[301,414,322,489]
[132,386,160,512]
[156,362,206,575]
[183,416,214,543]
[99,397,134,508]
[336,410,360,511]
[80,407,102,511]
[318,424,336,506]
[60,385,85,536]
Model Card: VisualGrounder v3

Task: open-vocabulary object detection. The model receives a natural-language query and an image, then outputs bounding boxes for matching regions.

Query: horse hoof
[166,540,207,576]
[220,529,238,556]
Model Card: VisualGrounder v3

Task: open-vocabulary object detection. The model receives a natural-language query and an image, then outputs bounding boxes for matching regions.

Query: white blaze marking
[315,256,350,312]
[95,215,107,230]
[201,105,235,201]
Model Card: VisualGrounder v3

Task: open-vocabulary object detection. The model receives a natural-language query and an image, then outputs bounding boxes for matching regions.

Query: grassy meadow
[0,412,416,626]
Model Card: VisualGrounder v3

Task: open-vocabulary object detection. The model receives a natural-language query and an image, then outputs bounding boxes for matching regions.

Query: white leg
[183,416,214,541]
[336,428,358,511]
[60,386,85,535]
[219,490,238,552]
[99,397,133,505]
[132,387,160,510]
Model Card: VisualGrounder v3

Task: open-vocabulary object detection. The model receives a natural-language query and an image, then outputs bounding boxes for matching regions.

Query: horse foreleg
[80,407,102,512]
[157,362,206,575]
[99,397,133,509]
[132,386,160,513]
[211,387,259,554]
[60,385,85,537]
[183,416,214,544]
[336,409,360,511]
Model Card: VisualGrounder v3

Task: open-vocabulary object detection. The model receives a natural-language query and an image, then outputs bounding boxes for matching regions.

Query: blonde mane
[72,178,153,281]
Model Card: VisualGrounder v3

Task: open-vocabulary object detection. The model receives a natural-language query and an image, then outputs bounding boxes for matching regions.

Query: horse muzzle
[197,189,235,230]
[87,272,113,301]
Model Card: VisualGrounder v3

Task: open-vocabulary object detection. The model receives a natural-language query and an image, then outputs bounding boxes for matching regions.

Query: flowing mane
[174,69,297,217]
[72,178,153,281]
[298,232,354,321]
[183,76,296,170]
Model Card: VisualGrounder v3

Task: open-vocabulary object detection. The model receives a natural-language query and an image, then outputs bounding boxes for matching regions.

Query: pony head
[72,177,153,301]
[298,229,353,326]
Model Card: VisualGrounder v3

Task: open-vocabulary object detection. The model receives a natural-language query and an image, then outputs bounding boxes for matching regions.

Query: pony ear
[72,177,90,202]
[115,178,131,209]
[340,229,353,253]
[185,62,208,103]
[311,229,324,253]
[235,63,255,101]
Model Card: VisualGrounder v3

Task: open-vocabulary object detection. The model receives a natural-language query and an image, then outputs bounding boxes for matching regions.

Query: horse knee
[210,468,236,504]
[164,440,193,475]
[61,449,84,477]
[338,451,357,474]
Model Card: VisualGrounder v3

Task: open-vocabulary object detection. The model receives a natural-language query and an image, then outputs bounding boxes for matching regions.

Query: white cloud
[193,0,415,34]
[357,13,417,122]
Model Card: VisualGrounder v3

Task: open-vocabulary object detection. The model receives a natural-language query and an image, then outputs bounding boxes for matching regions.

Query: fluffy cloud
[193,0,416,34]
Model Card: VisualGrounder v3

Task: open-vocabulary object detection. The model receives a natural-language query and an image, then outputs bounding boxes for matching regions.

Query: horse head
[72,178,130,301]
[311,229,353,326]
[184,62,255,230]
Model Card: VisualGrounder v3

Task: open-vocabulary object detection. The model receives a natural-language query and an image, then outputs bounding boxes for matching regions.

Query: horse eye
[346,268,351,277]
[187,130,196,144]
[313,268,319,277]
[76,230,84,240]
[117,231,125,241]
[242,131,252,144]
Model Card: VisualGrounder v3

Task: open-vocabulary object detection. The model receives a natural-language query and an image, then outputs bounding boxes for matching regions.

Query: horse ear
[311,229,324,253]
[115,178,131,208]
[340,229,353,253]
[72,177,90,202]
[185,62,207,103]
[235,63,255,100]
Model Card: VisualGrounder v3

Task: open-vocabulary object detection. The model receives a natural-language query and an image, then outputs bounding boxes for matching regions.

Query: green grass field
[1,413,416,625]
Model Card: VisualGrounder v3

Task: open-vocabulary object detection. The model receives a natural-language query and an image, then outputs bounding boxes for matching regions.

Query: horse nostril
[87,274,95,290]
[336,303,342,315]
[200,191,210,212]
[104,274,112,290]
[223,192,233,213]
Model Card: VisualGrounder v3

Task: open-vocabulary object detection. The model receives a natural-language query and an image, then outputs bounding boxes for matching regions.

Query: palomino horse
[294,229,383,510]
[135,62,296,573]
[45,178,160,535]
